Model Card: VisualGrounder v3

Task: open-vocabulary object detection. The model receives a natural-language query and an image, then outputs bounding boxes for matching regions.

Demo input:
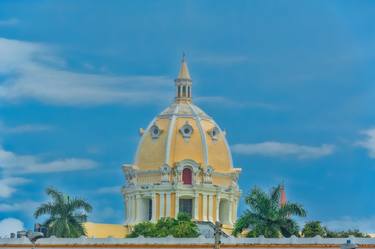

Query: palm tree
[233,184,306,238]
[34,187,92,238]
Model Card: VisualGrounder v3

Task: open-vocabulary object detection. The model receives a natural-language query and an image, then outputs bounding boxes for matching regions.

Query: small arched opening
[182,168,192,185]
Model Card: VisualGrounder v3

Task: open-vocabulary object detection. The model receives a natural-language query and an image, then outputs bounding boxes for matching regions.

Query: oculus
[150,124,162,139]
[208,127,220,140]
[179,122,193,139]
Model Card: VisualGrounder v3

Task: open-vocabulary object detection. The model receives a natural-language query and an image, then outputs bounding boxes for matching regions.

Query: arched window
[182,168,192,185]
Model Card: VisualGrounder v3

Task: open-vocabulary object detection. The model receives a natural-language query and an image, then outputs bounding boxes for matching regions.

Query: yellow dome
[135,102,234,173]
[134,57,235,174]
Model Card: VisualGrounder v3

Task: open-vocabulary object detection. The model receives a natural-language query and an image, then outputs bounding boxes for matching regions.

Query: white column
[166,192,171,217]
[151,192,157,222]
[193,193,199,220]
[135,194,142,223]
[202,193,207,221]
[159,192,165,218]
[232,198,238,223]
[175,193,180,218]
[129,195,133,223]
[208,194,214,222]
[124,196,129,224]
[216,195,221,222]
[127,196,131,223]
[228,197,233,225]
[132,195,137,224]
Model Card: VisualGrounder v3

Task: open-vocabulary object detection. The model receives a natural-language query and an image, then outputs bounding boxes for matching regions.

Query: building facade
[122,57,241,230]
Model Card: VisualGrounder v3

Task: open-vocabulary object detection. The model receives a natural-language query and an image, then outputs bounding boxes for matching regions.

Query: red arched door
[182,168,192,185]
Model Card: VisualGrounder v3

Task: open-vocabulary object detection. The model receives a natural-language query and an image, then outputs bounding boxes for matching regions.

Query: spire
[177,53,191,80]
[175,53,192,102]
[280,183,287,206]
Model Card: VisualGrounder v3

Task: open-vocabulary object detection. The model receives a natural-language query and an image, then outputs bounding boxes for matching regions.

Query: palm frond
[280,202,306,217]
[46,187,64,204]
[68,198,92,213]
[270,185,281,204]
[34,203,54,218]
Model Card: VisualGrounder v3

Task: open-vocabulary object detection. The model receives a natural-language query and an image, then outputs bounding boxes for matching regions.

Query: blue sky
[0,0,375,236]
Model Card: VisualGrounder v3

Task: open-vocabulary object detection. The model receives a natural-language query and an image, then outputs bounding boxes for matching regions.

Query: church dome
[134,58,234,174]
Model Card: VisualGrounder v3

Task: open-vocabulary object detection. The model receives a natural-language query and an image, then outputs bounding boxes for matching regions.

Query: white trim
[188,104,209,165]
[151,192,157,222]
[202,193,208,221]
[159,192,165,218]
[193,193,199,220]
[216,195,221,222]
[208,194,214,222]
[164,105,179,165]
[166,192,171,217]
[124,196,129,224]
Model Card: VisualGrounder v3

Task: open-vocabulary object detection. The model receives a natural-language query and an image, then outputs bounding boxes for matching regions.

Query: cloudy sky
[0,0,375,236]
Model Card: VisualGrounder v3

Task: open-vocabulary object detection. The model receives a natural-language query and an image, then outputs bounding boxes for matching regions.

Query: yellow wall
[170,192,176,217]
[156,193,160,219]
[83,222,129,238]
[212,175,231,187]
[171,118,204,165]
[198,193,203,220]
[201,119,232,173]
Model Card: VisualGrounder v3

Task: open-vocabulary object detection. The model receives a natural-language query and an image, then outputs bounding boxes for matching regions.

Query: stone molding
[2,236,375,247]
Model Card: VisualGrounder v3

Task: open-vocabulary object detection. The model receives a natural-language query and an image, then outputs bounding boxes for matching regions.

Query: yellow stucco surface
[170,192,176,217]
[156,193,160,220]
[136,118,169,170]
[83,222,129,238]
[201,119,232,173]
[198,193,203,220]
[172,118,204,165]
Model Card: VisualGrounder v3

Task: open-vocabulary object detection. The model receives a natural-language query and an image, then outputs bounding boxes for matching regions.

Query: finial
[182,52,186,62]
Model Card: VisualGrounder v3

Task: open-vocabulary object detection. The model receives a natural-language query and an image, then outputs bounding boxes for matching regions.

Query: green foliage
[34,187,92,238]
[325,229,370,238]
[233,184,306,238]
[127,212,199,238]
[302,221,326,237]
[302,221,370,238]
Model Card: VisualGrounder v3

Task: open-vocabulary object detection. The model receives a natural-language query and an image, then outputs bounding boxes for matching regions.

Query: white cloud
[97,186,121,194]
[0,146,96,174]
[0,177,30,198]
[324,216,375,234]
[232,141,335,159]
[0,38,172,106]
[0,121,52,134]
[0,18,19,27]
[0,218,24,238]
[0,200,40,212]
[356,128,375,158]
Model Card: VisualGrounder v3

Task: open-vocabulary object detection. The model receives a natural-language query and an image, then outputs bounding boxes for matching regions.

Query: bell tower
[175,54,192,103]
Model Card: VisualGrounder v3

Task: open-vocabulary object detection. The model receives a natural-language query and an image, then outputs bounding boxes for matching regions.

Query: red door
[182,168,192,185]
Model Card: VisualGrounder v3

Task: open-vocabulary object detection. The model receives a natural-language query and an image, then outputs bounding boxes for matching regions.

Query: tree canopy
[302,221,326,237]
[127,212,200,238]
[233,184,306,238]
[34,187,92,238]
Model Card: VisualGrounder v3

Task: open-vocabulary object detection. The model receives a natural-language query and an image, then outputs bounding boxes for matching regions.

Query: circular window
[179,122,193,138]
[150,125,161,139]
[208,127,220,140]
